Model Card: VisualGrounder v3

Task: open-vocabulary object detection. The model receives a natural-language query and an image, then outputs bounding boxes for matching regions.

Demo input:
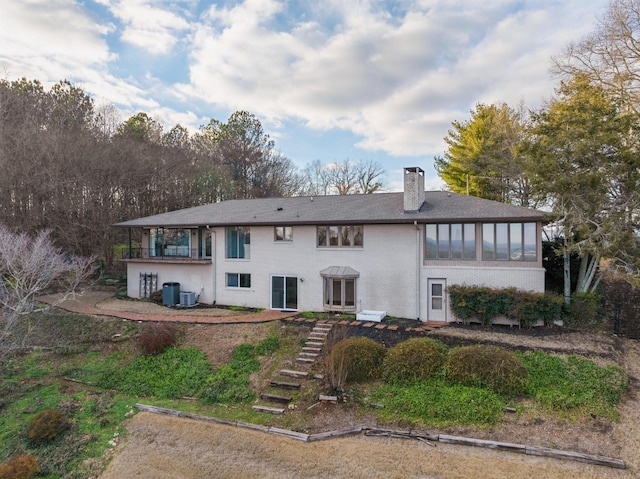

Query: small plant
[445,345,528,396]
[0,454,41,479]
[383,338,448,383]
[149,289,163,304]
[27,409,69,445]
[138,322,179,355]
[326,337,386,391]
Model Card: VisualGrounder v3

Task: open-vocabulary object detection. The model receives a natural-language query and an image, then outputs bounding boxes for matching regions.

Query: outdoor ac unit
[180,291,196,307]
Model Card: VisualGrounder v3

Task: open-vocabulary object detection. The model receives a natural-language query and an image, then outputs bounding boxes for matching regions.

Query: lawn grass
[0,311,630,477]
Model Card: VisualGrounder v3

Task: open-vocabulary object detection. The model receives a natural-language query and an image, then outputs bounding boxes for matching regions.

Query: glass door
[271,275,298,310]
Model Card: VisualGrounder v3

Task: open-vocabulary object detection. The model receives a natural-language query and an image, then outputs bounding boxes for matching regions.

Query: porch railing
[120,247,210,261]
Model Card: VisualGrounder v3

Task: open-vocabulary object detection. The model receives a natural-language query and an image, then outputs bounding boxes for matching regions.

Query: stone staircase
[252,322,333,415]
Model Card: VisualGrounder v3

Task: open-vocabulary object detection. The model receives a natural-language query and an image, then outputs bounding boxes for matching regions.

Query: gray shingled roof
[114,191,544,228]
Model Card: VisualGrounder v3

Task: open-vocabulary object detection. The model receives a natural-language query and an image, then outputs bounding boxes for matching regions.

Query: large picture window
[482,222,537,261]
[426,224,476,260]
[149,228,191,257]
[317,225,363,247]
[226,227,250,259]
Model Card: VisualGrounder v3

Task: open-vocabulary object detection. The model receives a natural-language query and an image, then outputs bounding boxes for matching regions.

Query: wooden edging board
[134,404,625,469]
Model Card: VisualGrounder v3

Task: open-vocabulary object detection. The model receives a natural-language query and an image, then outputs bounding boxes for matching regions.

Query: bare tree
[0,226,96,357]
[553,0,640,113]
[302,159,386,195]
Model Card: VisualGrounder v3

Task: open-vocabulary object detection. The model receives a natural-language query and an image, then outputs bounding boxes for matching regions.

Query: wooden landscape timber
[134,404,626,469]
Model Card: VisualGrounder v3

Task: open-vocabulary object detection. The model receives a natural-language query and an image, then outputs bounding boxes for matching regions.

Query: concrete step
[260,393,292,403]
[301,346,322,353]
[295,357,315,364]
[306,341,324,348]
[252,405,285,415]
[280,369,309,379]
[313,325,332,332]
[270,380,301,390]
[298,352,319,358]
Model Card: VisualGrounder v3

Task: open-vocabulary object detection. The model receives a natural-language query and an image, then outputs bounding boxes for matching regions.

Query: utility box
[162,282,180,306]
[180,292,196,307]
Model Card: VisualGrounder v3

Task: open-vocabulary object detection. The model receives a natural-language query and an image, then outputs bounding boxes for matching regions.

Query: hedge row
[448,285,564,328]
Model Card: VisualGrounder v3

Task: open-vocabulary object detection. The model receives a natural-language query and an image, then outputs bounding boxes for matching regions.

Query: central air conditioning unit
[180,291,196,307]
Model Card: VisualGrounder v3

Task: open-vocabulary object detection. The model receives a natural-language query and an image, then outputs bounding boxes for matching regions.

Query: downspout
[414,221,421,321]
[208,227,216,305]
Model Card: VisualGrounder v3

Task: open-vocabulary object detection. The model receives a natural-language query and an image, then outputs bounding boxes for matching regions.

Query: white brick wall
[125,222,545,321]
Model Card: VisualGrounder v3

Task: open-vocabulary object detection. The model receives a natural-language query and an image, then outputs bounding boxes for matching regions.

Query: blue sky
[0,0,609,191]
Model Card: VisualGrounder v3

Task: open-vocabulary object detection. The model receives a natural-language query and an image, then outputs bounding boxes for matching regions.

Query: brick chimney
[403,167,425,212]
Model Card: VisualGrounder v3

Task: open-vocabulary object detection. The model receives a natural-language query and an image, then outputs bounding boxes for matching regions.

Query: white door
[427,279,447,321]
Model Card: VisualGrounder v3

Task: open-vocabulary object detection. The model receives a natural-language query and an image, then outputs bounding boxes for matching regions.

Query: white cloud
[0,0,114,81]
[180,0,609,157]
[98,0,190,54]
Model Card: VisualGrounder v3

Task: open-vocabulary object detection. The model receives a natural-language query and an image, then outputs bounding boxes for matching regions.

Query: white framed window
[226,227,250,259]
[317,225,363,247]
[274,226,293,241]
[226,273,251,288]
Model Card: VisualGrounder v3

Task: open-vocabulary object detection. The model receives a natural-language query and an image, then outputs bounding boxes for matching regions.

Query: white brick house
[115,167,545,322]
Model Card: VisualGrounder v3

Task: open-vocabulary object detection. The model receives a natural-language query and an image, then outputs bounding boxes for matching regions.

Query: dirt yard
[86,295,640,478]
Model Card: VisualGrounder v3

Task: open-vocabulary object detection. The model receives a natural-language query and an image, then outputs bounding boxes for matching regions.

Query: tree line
[0,79,385,267]
[435,0,640,298]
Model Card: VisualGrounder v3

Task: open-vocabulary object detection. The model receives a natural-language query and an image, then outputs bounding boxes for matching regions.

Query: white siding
[125,222,545,321]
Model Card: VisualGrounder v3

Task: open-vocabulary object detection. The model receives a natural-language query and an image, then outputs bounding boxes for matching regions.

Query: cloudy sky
[1,0,609,190]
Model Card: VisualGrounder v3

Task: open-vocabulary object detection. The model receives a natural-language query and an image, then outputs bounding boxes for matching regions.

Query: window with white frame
[274,226,292,241]
[226,227,250,259]
[226,273,251,288]
[317,225,363,247]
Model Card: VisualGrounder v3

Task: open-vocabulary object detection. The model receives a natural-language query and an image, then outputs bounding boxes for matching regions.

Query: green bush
[27,409,69,445]
[383,338,448,383]
[138,322,179,355]
[563,292,605,327]
[448,284,564,327]
[326,337,386,390]
[0,454,40,479]
[445,345,528,396]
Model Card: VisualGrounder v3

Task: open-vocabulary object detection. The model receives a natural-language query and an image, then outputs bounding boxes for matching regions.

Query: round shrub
[138,322,179,355]
[383,338,448,383]
[445,345,528,396]
[0,454,40,479]
[326,337,386,389]
[27,409,69,445]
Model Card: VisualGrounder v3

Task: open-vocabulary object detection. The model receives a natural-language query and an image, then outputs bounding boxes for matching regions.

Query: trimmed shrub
[138,322,179,355]
[383,338,448,383]
[449,284,564,327]
[27,409,69,445]
[445,345,528,396]
[326,337,386,390]
[0,455,40,479]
